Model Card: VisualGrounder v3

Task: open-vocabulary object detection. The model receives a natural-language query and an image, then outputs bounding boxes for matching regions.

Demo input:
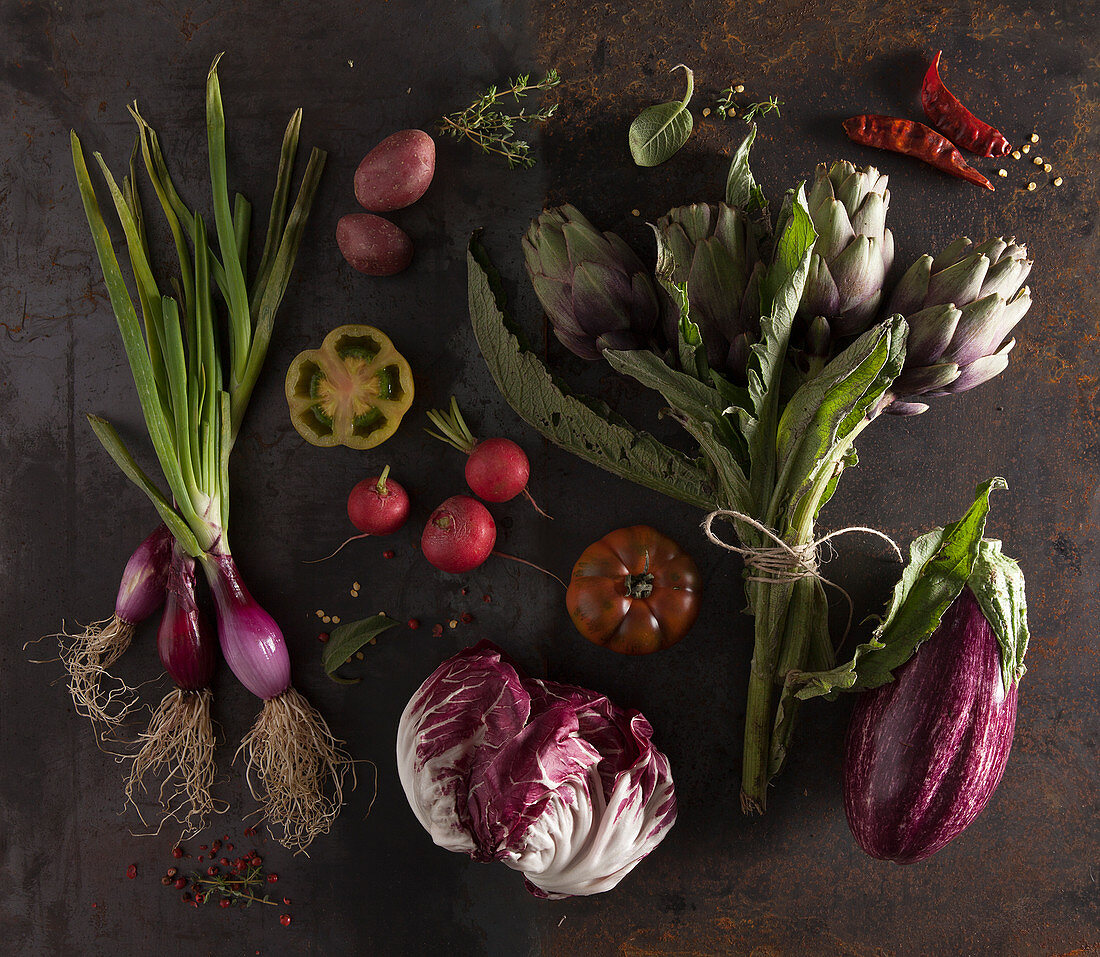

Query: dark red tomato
[566,525,701,655]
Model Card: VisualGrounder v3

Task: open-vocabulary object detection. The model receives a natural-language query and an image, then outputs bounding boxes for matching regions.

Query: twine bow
[701,509,904,640]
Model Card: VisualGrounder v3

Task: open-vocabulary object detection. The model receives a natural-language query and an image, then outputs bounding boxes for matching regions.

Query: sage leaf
[629,65,694,167]
[468,234,717,510]
[322,614,400,684]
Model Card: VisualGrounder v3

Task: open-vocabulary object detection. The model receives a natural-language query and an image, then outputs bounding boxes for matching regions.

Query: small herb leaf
[322,614,399,684]
[629,65,694,167]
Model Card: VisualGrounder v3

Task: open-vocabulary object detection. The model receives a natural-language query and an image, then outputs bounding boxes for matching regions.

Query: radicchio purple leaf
[396,640,677,898]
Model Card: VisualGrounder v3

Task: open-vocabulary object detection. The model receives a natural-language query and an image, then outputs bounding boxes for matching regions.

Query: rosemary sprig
[190,864,275,907]
[437,69,561,169]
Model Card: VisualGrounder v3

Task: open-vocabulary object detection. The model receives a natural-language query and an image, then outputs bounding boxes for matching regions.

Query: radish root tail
[123,687,222,836]
[303,533,371,564]
[237,687,356,854]
[522,487,553,520]
[54,615,140,727]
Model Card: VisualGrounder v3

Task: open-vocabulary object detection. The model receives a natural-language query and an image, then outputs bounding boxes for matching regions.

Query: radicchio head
[396,640,677,898]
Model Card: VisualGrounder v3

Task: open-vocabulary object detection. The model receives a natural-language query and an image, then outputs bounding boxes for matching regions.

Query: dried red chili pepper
[842,115,994,192]
[921,51,1011,158]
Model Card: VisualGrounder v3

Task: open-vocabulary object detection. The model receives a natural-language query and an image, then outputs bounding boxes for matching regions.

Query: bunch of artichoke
[522,164,1030,411]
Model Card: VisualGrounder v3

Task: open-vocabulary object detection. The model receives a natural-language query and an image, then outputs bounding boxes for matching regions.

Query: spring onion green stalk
[71,55,347,852]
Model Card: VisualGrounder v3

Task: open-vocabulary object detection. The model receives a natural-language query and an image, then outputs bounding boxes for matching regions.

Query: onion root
[237,687,356,853]
[124,687,221,836]
[54,615,140,727]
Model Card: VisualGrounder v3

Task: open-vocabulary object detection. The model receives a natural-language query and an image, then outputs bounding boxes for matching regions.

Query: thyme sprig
[190,864,275,907]
[742,96,783,123]
[715,86,782,123]
[438,69,561,168]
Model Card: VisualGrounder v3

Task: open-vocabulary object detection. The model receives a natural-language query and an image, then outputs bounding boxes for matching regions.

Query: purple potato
[336,213,413,276]
[354,129,436,212]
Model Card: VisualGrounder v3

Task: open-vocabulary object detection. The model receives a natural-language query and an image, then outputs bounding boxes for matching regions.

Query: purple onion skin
[114,525,174,624]
[843,587,1018,864]
[157,551,216,692]
[204,553,291,700]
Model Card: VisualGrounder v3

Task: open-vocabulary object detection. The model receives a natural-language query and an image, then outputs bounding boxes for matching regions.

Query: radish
[306,465,410,563]
[425,397,551,517]
[422,496,497,573]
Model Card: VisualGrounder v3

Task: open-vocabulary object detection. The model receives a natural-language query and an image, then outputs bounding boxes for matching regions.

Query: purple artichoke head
[523,205,661,359]
[885,237,1032,415]
[654,202,763,378]
[800,161,895,338]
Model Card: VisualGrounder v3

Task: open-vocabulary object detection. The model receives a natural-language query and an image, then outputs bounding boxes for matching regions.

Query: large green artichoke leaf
[468,234,718,511]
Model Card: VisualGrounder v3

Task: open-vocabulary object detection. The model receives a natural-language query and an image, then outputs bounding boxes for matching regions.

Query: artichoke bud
[654,202,761,377]
[884,236,1032,413]
[805,315,832,358]
[798,161,894,341]
[524,204,661,360]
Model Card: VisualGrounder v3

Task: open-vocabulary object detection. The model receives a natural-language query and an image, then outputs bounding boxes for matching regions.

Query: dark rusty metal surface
[1,1,1097,955]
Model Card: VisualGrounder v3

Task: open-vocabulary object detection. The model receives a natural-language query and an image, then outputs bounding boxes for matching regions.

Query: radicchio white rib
[396,640,677,898]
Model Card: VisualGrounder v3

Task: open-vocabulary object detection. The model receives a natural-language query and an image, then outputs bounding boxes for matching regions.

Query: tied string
[701,509,904,641]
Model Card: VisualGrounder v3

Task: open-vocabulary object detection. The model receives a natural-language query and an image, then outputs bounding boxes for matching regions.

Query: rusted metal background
[1,0,1097,955]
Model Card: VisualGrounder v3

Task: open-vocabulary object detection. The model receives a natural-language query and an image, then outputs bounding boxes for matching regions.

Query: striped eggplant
[840,479,1029,863]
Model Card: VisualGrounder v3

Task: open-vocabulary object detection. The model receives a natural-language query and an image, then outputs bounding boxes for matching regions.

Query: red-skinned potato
[355,130,436,212]
[336,213,413,276]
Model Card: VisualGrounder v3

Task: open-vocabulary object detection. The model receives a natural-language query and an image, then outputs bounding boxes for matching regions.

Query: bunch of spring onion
[65,55,349,850]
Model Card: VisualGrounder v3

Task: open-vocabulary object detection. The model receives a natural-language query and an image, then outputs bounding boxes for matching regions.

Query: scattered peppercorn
[174,878,187,889]
[408,618,421,630]
[482,594,492,603]
[194,893,205,904]
[161,876,173,886]
[461,587,469,596]
[280,914,292,927]
[207,866,219,876]
[220,898,232,908]
[167,867,178,878]
[383,549,396,559]
[267,873,279,883]
[460,612,474,624]
[181,892,191,902]
[126,864,137,880]
[172,846,185,859]
[431,624,443,637]
[318,632,329,643]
